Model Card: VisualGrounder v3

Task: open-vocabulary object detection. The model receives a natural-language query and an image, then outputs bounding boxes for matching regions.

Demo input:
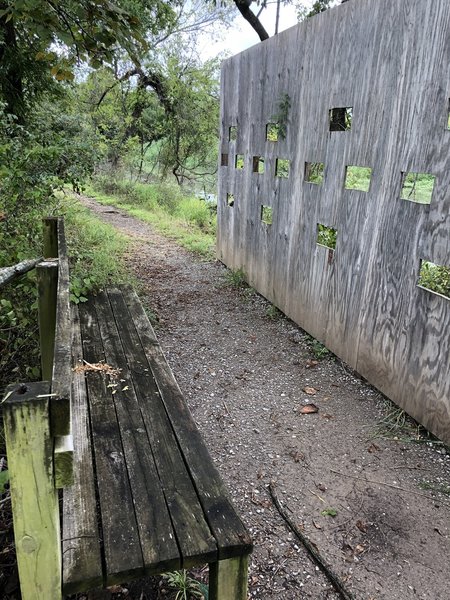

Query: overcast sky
[198,1,308,60]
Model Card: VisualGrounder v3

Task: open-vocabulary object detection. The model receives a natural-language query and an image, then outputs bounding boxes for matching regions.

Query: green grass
[418,481,450,496]
[401,172,435,204]
[223,267,247,288]
[345,165,372,192]
[371,397,449,447]
[317,224,337,250]
[418,260,450,299]
[61,195,132,302]
[86,179,216,259]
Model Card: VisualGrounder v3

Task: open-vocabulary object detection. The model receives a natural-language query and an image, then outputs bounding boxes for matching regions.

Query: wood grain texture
[54,434,74,489]
[78,299,145,584]
[209,556,249,600]
[44,218,72,437]
[102,289,218,568]
[118,287,253,560]
[0,258,42,288]
[218,0,450,443]
[62,306,103,595]
[3,382,61,600]
[63,288,251,593]
[36,261,58,382]
[92,290,185,573]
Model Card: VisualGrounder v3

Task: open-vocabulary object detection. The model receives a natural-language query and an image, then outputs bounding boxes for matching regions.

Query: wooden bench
[2,218,252,599]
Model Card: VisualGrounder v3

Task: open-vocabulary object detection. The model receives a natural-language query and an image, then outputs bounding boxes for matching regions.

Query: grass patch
[418,481,450,496]
[305,334,331,359]
[371,398,449,448]
[266,304,282,320]
[418,260,450,299]
[223,267,247,288]
[61,195,132,302]
[400,172,435,204]
[87,179,216,260]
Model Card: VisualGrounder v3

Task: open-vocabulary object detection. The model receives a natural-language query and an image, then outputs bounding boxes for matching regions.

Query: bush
[176,197,212,230]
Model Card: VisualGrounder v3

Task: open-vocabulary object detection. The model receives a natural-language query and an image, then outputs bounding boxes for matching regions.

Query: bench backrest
[38,218,73,488]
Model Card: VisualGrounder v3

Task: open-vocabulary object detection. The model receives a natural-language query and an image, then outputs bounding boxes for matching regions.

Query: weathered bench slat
[62,306,103,596]
[114,287,253,559]
[97,290,218,567]
[78,300,145,584]
[90,292,182,574]
[48,218,72,437]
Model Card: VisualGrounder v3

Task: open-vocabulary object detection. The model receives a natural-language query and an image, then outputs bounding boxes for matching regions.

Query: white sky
[198,1,309,60]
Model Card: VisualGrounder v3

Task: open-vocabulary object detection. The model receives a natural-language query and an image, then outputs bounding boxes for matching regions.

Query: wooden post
[43,217,58,259]
[3,382,62,600]
[209,556,249,600]
[54,434,74,489]
[37,261,58,382]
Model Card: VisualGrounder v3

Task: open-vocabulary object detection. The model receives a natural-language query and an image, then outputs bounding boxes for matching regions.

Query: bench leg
[3,383,62,600]
[209,555,249,600]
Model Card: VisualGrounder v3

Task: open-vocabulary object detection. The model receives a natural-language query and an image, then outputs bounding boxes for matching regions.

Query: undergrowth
[87,177,216,259]
[371,398,449,449]
[61,196,132,303]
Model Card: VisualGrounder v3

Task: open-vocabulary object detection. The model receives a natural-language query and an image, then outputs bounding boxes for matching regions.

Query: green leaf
[0,470,9,495]
[321,508,338,517]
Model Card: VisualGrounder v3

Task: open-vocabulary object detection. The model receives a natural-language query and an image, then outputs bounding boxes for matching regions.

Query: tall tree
[0,0,174,120]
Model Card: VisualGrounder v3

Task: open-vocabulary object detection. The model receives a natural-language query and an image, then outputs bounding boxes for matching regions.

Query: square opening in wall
[329,107,352,131]
[276,158,290,178]
[261,205,273,225]
[418,260,450,299]
[221,153,229,167]
[345,166,372,192]
[235,155,244,169]
[229,126,237,141]
[316,223,337,250]
[252,156,265,173]
[400,172,435,204]
[227,193,235,207]
[305,162,324,184]
[266,123,279,142]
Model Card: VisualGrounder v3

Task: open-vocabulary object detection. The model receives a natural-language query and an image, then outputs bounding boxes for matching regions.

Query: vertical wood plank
[54,434,74,489]
[43,217,58,259]
[218,0,450,443]
[3,382,61,600]
[50,218,72,437]
[36,261,58,382]
[209,556,249,600]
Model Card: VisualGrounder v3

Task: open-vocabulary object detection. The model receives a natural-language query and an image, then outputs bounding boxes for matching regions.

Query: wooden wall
[217,0,450,443]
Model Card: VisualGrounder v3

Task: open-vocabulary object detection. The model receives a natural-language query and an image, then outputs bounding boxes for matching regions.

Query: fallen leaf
[300,403,319,414]
[367,443,381,453]
[356,519,368,533]
[107,585,128,593]
[289,450,304,463]
[303,386,317,395]
[305,359,319,368]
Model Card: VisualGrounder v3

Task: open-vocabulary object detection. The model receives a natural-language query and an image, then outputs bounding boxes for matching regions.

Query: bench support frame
[209,556,249,600]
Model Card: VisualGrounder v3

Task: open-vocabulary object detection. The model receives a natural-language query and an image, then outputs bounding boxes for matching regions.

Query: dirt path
[79,195,450,600]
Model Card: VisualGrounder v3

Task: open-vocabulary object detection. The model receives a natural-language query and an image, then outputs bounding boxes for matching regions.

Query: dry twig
[269,482,355,600]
